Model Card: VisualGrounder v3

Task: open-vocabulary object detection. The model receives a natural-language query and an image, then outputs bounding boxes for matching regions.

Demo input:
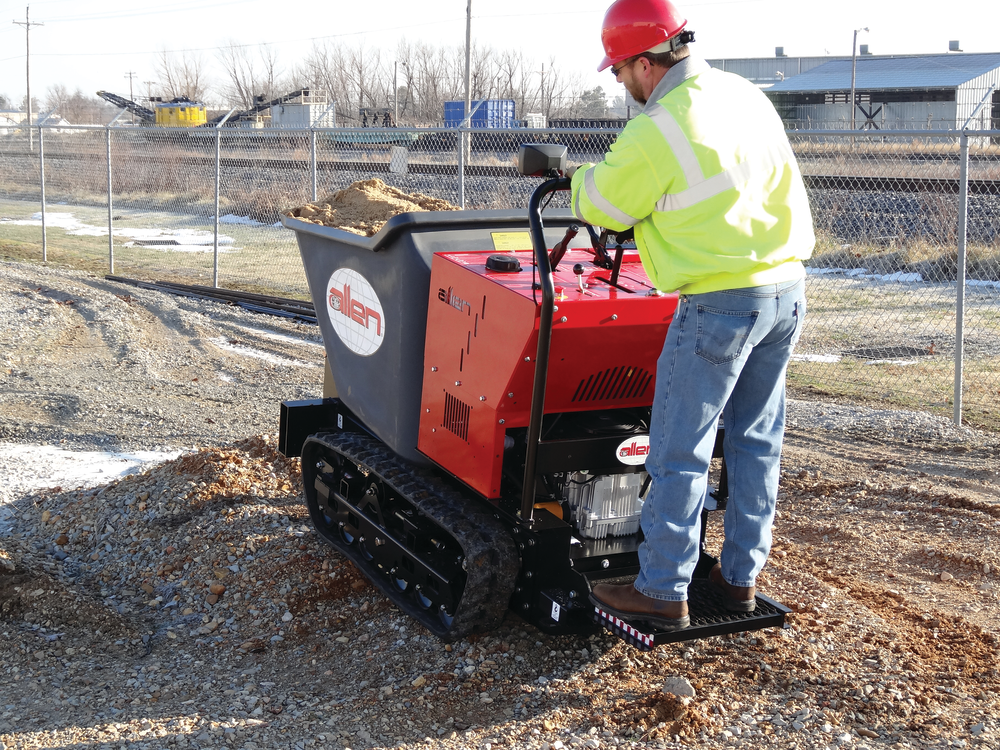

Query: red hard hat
[598,0,688,71]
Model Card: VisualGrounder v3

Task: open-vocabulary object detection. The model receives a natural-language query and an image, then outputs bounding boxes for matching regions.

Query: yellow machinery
[97,91,206,128]
[154,98,207,127]
[97,88,324,129]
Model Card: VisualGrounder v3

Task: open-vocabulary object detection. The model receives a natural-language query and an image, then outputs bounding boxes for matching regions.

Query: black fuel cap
[486,254,522,273]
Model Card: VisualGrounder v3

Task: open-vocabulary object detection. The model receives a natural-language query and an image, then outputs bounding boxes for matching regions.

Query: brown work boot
[709,564,756,612]
[589,583,689,632]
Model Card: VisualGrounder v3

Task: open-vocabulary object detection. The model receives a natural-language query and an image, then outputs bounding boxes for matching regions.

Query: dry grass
[809,230,1000,283]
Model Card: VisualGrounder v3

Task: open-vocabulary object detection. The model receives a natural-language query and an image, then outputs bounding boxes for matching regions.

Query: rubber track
[305,431,521,641]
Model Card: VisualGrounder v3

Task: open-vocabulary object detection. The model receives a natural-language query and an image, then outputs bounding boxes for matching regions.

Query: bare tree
[217,42,285,110]
[278,36,592,126]
[469,44,496,101]
[293,41,378,124]
[44,83,71,114]
[393,41,420,121]
[538,58,583,119]
[39,85,111,123]
[494,48,543,118]
[156,49,210,102]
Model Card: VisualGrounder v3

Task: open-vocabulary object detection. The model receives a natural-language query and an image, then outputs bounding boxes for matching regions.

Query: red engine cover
[418,248,677,498]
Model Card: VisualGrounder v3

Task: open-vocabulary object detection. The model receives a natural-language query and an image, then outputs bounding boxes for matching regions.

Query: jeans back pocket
[695,305,759,365]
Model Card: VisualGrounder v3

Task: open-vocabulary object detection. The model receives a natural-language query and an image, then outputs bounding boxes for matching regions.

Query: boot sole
[588,594,690,632]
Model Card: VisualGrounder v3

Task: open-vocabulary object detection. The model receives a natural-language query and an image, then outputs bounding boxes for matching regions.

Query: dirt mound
[284,178,457,236]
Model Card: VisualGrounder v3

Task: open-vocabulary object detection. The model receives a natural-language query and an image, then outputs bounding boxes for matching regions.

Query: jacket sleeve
[569,118,669,233]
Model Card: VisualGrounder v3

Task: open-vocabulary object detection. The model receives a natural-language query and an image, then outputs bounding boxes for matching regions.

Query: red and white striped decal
[594,606,654,648]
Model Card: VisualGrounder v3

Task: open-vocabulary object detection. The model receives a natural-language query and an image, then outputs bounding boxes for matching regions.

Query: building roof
[765,53,1000,92]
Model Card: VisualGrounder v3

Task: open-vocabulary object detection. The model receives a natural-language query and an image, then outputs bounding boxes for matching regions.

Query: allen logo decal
[616,435,650,466]
[326,268,385,356]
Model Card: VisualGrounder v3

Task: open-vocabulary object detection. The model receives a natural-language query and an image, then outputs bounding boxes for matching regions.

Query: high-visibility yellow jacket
[571,56,814,295]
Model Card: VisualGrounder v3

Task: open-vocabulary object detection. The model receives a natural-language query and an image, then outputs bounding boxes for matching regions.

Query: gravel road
[2,258,1000,750]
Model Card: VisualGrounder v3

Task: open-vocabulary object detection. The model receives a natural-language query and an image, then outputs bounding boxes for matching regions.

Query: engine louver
[572,366,652,403]
[443,392,471,442]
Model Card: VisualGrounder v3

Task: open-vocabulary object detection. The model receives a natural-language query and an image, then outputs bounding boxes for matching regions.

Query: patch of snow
[807,267,923,283]
[226,323,324,349]
[968,279,1000,291]
[0,444,183,511]
[210,337,319,368]
[791,353,842,364]
[220,214,263,227]
[1,211,236,251]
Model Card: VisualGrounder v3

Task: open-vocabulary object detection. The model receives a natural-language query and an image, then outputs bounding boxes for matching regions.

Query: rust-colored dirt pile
[284,178,457,236]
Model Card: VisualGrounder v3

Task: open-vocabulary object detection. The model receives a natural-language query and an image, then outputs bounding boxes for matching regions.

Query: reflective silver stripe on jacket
[646,102,703,188]
[654,140,794,213]
[578,167,638,227]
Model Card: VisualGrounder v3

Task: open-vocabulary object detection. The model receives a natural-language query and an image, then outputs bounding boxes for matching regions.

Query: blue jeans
[635,278,806,601]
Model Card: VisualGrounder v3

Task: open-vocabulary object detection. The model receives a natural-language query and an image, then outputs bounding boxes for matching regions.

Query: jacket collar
[645,55,712,112]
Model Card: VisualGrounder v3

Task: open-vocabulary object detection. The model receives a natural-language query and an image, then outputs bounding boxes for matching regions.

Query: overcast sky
[2,0,997,108]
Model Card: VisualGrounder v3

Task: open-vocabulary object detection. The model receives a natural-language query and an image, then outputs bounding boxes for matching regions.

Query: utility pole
[13,5,43,152]
[125,71,138,124]
[849,27,868,134]
[463,0,472,121]
[540,63,546,119]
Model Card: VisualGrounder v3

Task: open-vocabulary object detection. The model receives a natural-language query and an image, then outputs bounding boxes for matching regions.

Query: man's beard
[626,81,646,106]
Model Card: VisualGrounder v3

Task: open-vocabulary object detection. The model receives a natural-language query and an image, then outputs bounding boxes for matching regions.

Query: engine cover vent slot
[443,392,471,442]
[572,366,652,403]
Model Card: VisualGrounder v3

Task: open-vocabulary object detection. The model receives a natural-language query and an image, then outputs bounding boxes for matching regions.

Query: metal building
[760,53,1000,131]
[708,55,846,89]
[269,90,336,129]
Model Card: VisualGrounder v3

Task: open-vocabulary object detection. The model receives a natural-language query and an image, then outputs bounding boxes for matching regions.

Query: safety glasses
[611,57,639,77]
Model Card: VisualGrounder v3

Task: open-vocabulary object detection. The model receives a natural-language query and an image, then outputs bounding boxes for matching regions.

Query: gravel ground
[2,258,1000,750]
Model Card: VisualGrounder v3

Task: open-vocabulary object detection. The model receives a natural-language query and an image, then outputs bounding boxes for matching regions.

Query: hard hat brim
[598,54,614,72]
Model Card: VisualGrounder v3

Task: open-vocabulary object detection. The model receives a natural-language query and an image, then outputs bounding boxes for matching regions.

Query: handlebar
[521,175,571,522]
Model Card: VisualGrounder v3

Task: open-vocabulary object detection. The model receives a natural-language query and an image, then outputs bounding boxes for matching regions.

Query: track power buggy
[279,144,789,649]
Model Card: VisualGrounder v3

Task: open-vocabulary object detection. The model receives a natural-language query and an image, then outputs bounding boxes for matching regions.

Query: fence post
[214,128,221,288]
[457,127,466,208]
[953,131,969,426]
[953,87,996,425]
[39,125,47,262]
[310,129,318,202]
[213,109,237,289]
[106,124,114,275]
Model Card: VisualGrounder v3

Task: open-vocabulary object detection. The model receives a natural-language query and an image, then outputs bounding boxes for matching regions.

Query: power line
[42,0,254,24]
[12,18,462,59]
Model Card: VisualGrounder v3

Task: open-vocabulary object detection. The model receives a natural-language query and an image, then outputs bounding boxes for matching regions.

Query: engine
[561,470,646,539]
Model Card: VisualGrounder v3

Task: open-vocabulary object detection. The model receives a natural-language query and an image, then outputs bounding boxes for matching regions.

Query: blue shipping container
[443,99,516,129]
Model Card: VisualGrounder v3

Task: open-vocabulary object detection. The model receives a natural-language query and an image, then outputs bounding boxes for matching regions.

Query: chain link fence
[1,124,998,427]
[790,131,1000,427]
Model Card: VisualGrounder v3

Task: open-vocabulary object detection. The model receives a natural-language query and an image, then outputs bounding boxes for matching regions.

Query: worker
[575,0,814,631]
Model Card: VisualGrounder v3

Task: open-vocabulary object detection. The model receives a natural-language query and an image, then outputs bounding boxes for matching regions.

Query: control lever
[549,224,579,271]
[573,263,587,293]
[592,230,615,270]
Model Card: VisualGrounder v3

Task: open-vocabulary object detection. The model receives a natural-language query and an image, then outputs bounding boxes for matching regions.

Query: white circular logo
[616,435,650,466]
[326,268,385,356]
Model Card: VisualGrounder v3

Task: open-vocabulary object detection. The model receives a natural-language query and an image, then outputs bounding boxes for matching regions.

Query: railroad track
[5,148,1000,193]
[106,276,317,323]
